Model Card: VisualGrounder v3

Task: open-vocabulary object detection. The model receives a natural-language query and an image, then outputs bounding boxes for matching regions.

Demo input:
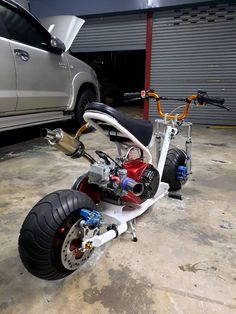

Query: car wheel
[75,89,96,131]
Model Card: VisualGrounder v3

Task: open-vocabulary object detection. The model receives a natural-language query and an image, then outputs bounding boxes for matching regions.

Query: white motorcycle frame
[81,110,180,248]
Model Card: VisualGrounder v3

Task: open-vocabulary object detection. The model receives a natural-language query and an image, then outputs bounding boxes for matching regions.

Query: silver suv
[0,0,100,131]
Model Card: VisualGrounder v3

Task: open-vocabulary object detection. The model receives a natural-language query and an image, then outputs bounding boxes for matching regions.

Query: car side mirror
[49,36,66,54]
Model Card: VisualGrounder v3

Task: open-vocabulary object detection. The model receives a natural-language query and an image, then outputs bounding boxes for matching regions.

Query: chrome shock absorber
[155,119,162,167]
[185,122,192,174]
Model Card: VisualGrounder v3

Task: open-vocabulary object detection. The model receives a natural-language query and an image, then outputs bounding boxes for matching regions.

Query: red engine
[122,159,160,204]
[76,158,160,206]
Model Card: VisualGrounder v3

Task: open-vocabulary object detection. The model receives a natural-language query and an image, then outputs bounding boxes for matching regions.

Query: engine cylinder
[121,177,144,196]
[122,160,160,204]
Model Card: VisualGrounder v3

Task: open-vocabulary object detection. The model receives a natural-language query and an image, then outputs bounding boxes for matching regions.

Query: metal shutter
[71,14,146,52]
[150,3,236,125]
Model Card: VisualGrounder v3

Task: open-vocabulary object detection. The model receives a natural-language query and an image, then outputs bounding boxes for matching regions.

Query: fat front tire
[18,190,98,280]
[75,89,96,130]
[162,148,188,191]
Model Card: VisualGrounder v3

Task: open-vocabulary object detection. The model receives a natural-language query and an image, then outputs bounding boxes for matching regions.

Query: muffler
[41,128,96,164]
[41,128,83,156]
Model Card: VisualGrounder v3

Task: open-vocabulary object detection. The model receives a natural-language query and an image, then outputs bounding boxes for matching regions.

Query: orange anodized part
[147,91,197,121]
[74,122,89,139]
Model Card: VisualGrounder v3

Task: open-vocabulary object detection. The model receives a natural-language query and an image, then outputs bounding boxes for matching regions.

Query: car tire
[74,89,96,132]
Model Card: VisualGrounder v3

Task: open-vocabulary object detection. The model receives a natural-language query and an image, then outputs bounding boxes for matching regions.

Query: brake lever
[124,97,142,103]
[210,103,230,111]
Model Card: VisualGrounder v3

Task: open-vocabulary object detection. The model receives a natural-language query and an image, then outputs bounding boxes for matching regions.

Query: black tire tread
[162,147,187,191]
[18,189,96,280]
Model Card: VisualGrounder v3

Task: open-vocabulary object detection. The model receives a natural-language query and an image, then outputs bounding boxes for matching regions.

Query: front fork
[155,119,192,176]
[185,123,192,175]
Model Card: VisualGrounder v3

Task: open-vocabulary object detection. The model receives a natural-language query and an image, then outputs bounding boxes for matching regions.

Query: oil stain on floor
[83,265,154,314]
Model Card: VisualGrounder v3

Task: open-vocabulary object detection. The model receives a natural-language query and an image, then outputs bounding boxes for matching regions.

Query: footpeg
[168,192,183,200]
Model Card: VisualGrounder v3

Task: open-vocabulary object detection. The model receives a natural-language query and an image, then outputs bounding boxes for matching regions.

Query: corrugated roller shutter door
[150,4,236,124]
[71,14,146,52]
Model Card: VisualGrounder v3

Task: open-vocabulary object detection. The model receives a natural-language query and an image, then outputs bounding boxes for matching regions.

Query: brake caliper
[177,165,188,180]
[80,209,102,228]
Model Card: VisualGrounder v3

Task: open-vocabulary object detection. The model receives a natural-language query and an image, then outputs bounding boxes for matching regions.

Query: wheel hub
[61,219,99,270]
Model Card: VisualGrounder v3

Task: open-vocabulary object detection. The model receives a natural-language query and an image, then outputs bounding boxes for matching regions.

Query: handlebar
[197,90,229,110]
[124,89,229,120]
[124,92,142,100]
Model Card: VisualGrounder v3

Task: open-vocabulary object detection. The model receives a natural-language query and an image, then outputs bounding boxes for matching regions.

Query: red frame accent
[143,12,153,120]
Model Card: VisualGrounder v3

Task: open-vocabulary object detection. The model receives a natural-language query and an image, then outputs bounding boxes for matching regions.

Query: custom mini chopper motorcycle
[18,89,228,280]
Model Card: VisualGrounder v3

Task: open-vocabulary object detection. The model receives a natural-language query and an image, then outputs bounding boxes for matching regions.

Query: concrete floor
[0,109,236,314]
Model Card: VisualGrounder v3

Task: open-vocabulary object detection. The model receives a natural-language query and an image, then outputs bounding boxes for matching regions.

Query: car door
[0,3,71,112]
[0,15,17,113]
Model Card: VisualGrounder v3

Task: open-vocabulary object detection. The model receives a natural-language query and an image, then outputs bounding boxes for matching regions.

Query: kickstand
[128,219,138,242]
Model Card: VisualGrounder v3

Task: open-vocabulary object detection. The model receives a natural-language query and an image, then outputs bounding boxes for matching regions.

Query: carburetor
[88,160,113,187]
[87,151,144,197]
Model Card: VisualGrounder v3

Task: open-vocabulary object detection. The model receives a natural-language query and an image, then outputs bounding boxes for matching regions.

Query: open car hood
[40,15,85,51]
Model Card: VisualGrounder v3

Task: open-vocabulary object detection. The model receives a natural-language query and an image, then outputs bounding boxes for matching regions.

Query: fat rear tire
[162,148,188,191]
[18,190,97,280]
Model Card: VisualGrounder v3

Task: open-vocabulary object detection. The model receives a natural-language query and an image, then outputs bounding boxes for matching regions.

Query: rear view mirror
[49,36,66,54]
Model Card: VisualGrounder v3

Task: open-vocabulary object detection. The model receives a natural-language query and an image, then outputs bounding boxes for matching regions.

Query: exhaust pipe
[41,128,62,144]
[41,128,82,156]
[41,128,96,164]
